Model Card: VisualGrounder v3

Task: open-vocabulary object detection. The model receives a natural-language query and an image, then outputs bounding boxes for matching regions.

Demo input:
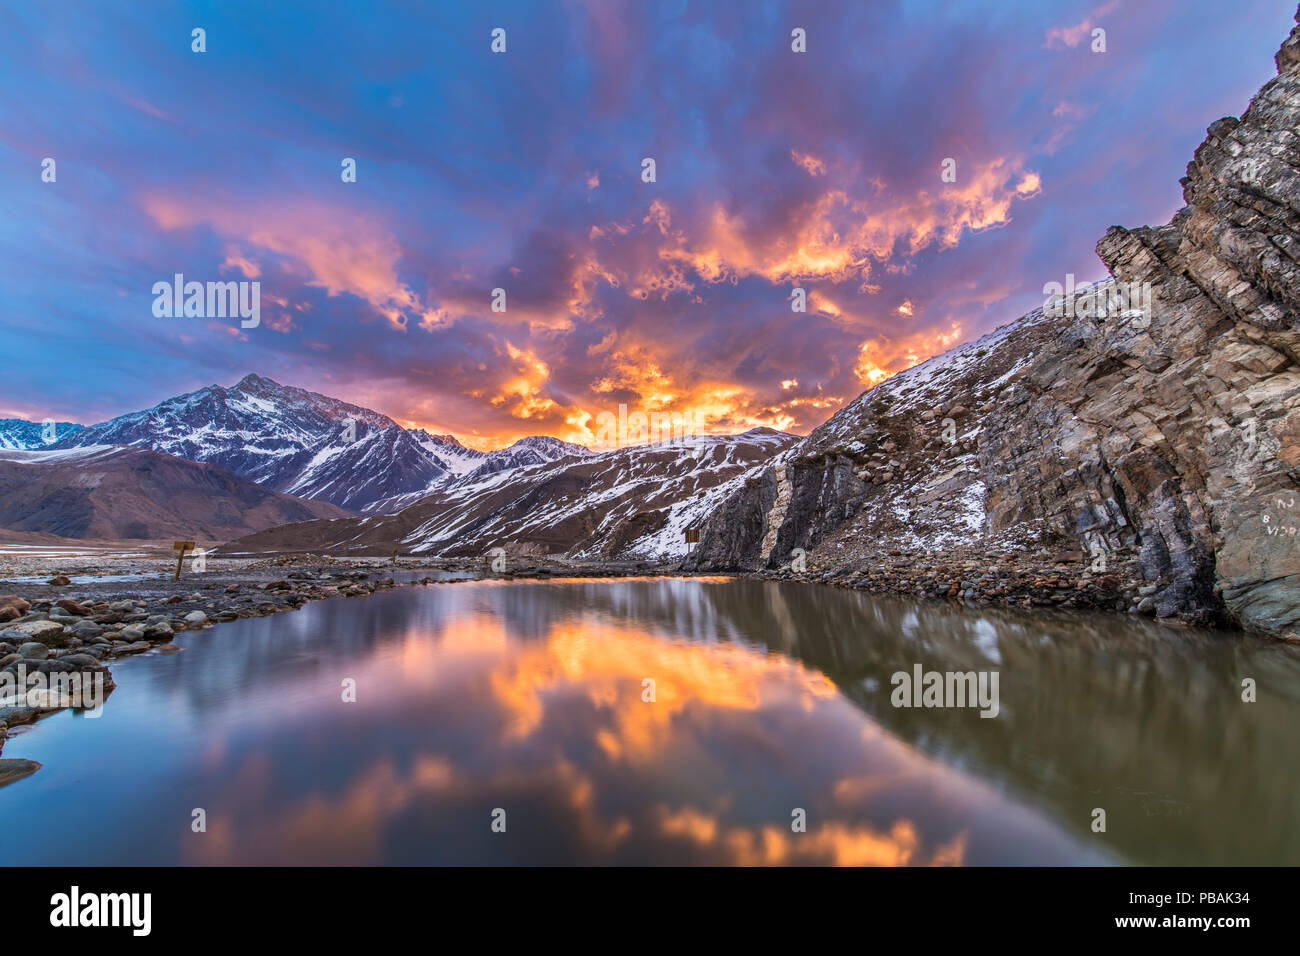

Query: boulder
[8,620,67,647]
[69,620,104,639]
[58,653,105,670]
[0,758,41,789]
[144,621,174,641]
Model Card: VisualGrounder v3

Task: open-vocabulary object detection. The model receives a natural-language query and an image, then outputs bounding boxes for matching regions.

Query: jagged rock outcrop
[687,10,1300,641]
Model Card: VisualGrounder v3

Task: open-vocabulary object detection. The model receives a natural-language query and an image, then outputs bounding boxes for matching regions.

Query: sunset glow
[1,1,1291,448]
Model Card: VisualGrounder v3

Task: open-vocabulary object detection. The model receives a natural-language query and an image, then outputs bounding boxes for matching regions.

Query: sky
[1,0,1295,449]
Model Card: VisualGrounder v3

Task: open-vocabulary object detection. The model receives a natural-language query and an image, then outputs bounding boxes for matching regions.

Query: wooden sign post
[173,540,195,580]
[684,528,700,550]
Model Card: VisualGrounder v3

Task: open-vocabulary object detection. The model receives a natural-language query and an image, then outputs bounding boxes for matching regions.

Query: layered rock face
[688,11,1300,640]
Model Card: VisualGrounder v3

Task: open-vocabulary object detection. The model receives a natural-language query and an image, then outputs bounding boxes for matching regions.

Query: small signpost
[173,540,195,580]
[684,528,700,550]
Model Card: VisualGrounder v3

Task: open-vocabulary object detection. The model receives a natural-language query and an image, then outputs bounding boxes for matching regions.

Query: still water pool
[2,577,1296,865]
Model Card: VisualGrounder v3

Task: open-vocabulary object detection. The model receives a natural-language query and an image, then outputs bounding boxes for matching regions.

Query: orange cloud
[653,155,1040,287]
[490,342,561,420]
[854,321,965,387]
[142,192,427,331]
[219,248,261,279]
[655,807,968,866]
[139,148,1036,449]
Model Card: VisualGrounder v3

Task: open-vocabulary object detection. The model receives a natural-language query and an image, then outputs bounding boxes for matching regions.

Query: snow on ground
[819,297,1076,451]
[0,445,122,463]
[393,430,793,559]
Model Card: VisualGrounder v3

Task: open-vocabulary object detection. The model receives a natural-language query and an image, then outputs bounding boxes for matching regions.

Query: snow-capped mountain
[220,428,799,560]
[456,435,589,484]
[49,373,394,487]
[408,430,488,476]
[0,418,82,449]
[39,373,787,534]
[274,422,469,513]
[357,434,592,514]
[48,373,591,513]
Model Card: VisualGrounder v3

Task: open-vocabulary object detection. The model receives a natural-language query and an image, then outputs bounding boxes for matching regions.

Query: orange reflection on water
[178,600,1038,865]
[489,621,839,757]
[655,805,967,866]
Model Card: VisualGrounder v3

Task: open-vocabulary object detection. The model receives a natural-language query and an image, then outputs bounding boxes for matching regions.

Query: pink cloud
[1045,1,1120,49]
[142,193,425,330]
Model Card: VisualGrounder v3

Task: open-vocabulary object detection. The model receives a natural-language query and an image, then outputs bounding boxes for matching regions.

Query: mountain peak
[414,430,467,450]
[507,435,590,456]
[233,372,281,391]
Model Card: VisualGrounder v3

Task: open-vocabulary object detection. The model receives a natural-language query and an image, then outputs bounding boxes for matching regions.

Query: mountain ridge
[0,444,347,542]
[220,428,798,560]
[40,374,594,513]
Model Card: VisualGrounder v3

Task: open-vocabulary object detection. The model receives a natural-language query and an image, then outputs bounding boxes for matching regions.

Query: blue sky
[1,0,1294,447]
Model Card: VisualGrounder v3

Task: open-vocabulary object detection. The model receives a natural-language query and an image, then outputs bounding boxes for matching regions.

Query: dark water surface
[3,577,1297,865]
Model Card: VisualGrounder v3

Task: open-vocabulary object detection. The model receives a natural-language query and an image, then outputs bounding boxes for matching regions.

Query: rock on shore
[0,758,40,788]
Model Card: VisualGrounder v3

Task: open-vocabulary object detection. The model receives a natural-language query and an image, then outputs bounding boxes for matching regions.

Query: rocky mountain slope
[220,429,796,560]
[458,435,591,483]
[46,373,588,513]
[0,445,347,542]
[272,422,475,513]
[687,12,1300,642]
[360,433,590,513]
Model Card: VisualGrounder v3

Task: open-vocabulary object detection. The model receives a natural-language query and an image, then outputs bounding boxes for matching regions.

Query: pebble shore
[759,544,1160,616]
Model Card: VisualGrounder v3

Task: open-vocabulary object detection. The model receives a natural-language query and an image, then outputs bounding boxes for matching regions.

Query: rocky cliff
[687,10,1300,642]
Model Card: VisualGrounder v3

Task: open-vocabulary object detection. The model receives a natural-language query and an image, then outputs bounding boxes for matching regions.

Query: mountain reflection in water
[3,577,1296,865]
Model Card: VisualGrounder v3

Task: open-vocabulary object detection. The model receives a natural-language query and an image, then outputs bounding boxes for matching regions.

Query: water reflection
[2,577,1295,865]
